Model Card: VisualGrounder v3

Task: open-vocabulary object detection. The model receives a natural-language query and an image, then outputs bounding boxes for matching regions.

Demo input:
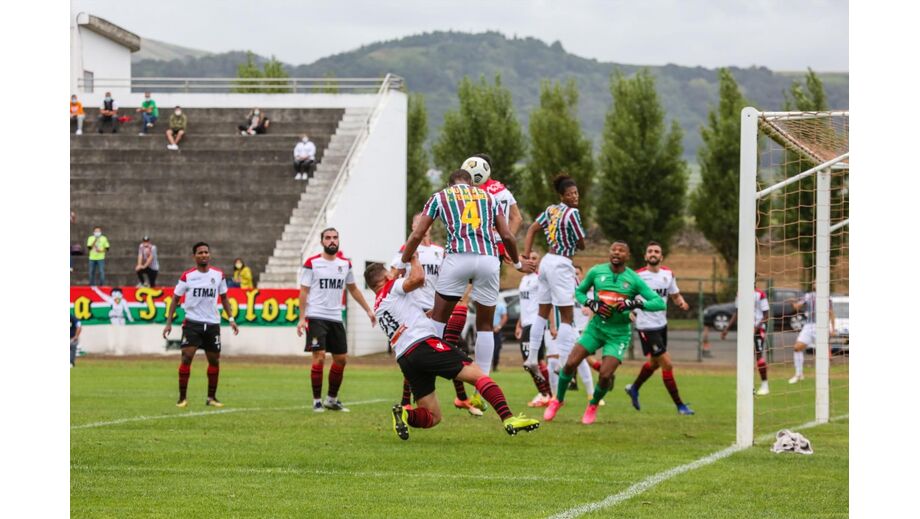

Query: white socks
[577,359,595,396]
[793,350,805,376]
[547,356,560,397]
[557,323,576,360]
[526,316,547,364]
[474,331,495,375]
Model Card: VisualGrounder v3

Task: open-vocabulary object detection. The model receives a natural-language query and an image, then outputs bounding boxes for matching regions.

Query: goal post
[737,109,849,447]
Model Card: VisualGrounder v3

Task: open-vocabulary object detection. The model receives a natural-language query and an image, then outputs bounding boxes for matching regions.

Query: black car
[703,287,806,332]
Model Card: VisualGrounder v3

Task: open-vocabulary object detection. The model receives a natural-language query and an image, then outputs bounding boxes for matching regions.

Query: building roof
[78,14,141,52]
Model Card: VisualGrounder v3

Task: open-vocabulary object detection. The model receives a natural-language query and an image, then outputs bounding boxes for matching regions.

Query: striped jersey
[175,267,227,324]
[422,183,502,256]
[536,203,585,257]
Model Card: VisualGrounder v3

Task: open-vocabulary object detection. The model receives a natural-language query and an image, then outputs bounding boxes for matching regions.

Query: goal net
[736,109,849,446]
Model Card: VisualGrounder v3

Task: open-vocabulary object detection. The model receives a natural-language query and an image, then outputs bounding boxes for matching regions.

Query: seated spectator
[135,236,160,287]
[229,258,254,289]
[97,91,120,133]
[166,106,187,150]
[70,95,85,135]
[239,108,270,135]
[136,91,159,135]
[293,134,316,181]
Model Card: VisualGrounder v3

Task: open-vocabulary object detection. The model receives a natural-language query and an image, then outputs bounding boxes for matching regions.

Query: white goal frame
[736,108,849,446]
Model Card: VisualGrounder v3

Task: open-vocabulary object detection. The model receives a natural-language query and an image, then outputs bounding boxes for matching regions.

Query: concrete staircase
[70,107,345,287]
[258,107,372,288]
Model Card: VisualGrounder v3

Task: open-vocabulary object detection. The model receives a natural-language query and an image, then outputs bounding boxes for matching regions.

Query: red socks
[310,363,323,399]
[661,369,684,406]
[633,361,657,390]
[453,379,469,401]
[178,364,191,400]
[328,363,345,398]
[443,305,467,348]
[206,365,219,399]
[475,376,513,420]
[757,357,768,381]
[530,364,552,396]
[407,407,435,428]
[401,378,413,406]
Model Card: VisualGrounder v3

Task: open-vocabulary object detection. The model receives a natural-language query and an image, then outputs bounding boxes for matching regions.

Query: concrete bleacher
[70,106,348,287]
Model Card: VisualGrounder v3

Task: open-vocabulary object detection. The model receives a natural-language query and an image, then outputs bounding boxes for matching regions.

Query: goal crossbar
[756,152,849,199]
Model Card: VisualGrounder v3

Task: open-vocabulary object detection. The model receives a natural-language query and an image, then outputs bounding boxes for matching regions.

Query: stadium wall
[78,325,310,356]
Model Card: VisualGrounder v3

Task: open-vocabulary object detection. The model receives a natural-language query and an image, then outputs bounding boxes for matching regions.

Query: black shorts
[519,325,546,362]
[754,327,766,355]
[638,326,668,357]
[398,337,472,401]
[305,318,348,355]
[181,320,221,353]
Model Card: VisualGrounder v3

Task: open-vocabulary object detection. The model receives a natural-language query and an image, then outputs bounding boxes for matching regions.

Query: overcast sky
[71,0,848,71]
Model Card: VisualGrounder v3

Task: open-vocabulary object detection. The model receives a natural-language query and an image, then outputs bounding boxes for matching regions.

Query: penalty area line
[70,398,389,430]
[548,414,849,519]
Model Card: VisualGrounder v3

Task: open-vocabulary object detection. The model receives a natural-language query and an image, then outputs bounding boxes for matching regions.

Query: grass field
[71,357,848,518]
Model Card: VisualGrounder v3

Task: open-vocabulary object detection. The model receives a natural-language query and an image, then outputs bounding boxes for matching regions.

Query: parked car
[459,289,520,353]
[703,287,806,332]
[829,296,849,355]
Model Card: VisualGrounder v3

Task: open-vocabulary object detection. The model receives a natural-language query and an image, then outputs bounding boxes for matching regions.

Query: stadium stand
[70,107,354,287]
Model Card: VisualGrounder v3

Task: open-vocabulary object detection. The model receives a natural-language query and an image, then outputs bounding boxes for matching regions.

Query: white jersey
[175,267,228,324]
[634,266,679,330]
[299,252,355,322]
[482,179,517,242]
[374,278,440,358]
[388,243,444,310]
[736,290,770,329]
[518,273,540,327]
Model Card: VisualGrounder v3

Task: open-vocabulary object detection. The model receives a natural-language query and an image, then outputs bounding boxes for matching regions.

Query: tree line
[407,67,833,285]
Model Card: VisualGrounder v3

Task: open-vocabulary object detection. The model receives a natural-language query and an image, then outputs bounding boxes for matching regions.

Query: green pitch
[71,358,848,518]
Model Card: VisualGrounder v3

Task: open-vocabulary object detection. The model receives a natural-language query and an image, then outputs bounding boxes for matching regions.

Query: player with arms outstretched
[163,242,239,408]
[623,241,694,415]
[297,227,376,412]
[400,169,532,409]
[522,175,586,385]
[365,259,539,440]
[543,241,665,424]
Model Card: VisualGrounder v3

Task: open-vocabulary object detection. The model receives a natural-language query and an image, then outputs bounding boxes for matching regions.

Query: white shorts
[435,253,500,306]
[536,254,576,307]
[796,323,816,347]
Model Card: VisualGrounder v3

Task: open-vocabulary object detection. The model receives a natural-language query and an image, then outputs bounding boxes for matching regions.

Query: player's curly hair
[363,262,388,290]
[553,174,577,195]
[192,241,209,254]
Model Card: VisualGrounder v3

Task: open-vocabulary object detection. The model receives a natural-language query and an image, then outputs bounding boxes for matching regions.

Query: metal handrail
[298,73,396,260]
[77,76,404,92]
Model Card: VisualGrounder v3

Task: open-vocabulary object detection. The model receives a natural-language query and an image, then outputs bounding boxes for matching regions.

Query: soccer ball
[461,156,491,186]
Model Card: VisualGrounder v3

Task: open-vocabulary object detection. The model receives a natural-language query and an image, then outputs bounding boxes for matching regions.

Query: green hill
[133,31,848,160]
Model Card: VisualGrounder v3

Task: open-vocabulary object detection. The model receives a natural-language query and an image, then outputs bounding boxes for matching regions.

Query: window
[83,70,94,93]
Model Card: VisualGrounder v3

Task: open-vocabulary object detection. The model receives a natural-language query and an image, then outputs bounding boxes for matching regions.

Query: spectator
[70,95,85,135]
[70,313,82,368]
[293,134,316,181]
[166,106,187,151]
[135,236,160,287]
[97,91,119,133]
[86,226,110,286]
[136,91,158,135]
[230,258,254,289]
[239,108,270,135]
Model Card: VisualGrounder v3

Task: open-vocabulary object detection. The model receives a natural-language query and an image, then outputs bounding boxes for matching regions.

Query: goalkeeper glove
[615,299,644,312]
[586,299,613,318]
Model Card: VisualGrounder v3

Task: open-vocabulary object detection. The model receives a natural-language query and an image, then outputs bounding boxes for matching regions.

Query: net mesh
[753,111,849,435]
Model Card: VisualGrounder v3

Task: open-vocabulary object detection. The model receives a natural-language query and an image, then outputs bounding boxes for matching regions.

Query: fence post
[697,279,704,362]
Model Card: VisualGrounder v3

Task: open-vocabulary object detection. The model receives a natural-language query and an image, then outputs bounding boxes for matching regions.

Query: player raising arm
[163,242,239,408]
[366,258,539,440]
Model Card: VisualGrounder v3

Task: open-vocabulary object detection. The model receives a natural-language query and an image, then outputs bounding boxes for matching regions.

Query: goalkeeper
[543,241,665,425]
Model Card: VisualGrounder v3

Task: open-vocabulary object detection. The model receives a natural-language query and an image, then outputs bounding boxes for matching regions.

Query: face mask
[302,138,309,143]
[254,110,260,115]
[235,262,243,269]
[71,98,77,103]
[175,110,181,115]
[94,231,101,237]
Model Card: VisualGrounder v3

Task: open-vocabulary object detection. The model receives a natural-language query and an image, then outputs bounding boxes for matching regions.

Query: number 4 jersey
[422,183,502,256]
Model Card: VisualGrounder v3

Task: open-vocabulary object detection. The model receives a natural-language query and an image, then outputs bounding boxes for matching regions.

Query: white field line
[70,398,388,430]
[69,464,586,484]
[549,414,849,519]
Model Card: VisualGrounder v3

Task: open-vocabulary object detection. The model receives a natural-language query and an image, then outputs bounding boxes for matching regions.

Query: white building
[70,10,140,96]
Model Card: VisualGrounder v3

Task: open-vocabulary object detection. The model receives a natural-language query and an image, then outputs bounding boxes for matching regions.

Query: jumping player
[365,259,539,440]
[543,241,664,424]
[623,241,695,415]
[468,153,523,260]
[722,288,771,395]
[163,242,239,408]
[522,175,586,381]
[788,281,835,384]
[400,169,532,407]
[516,251,553,406]
[297,228,377,412]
